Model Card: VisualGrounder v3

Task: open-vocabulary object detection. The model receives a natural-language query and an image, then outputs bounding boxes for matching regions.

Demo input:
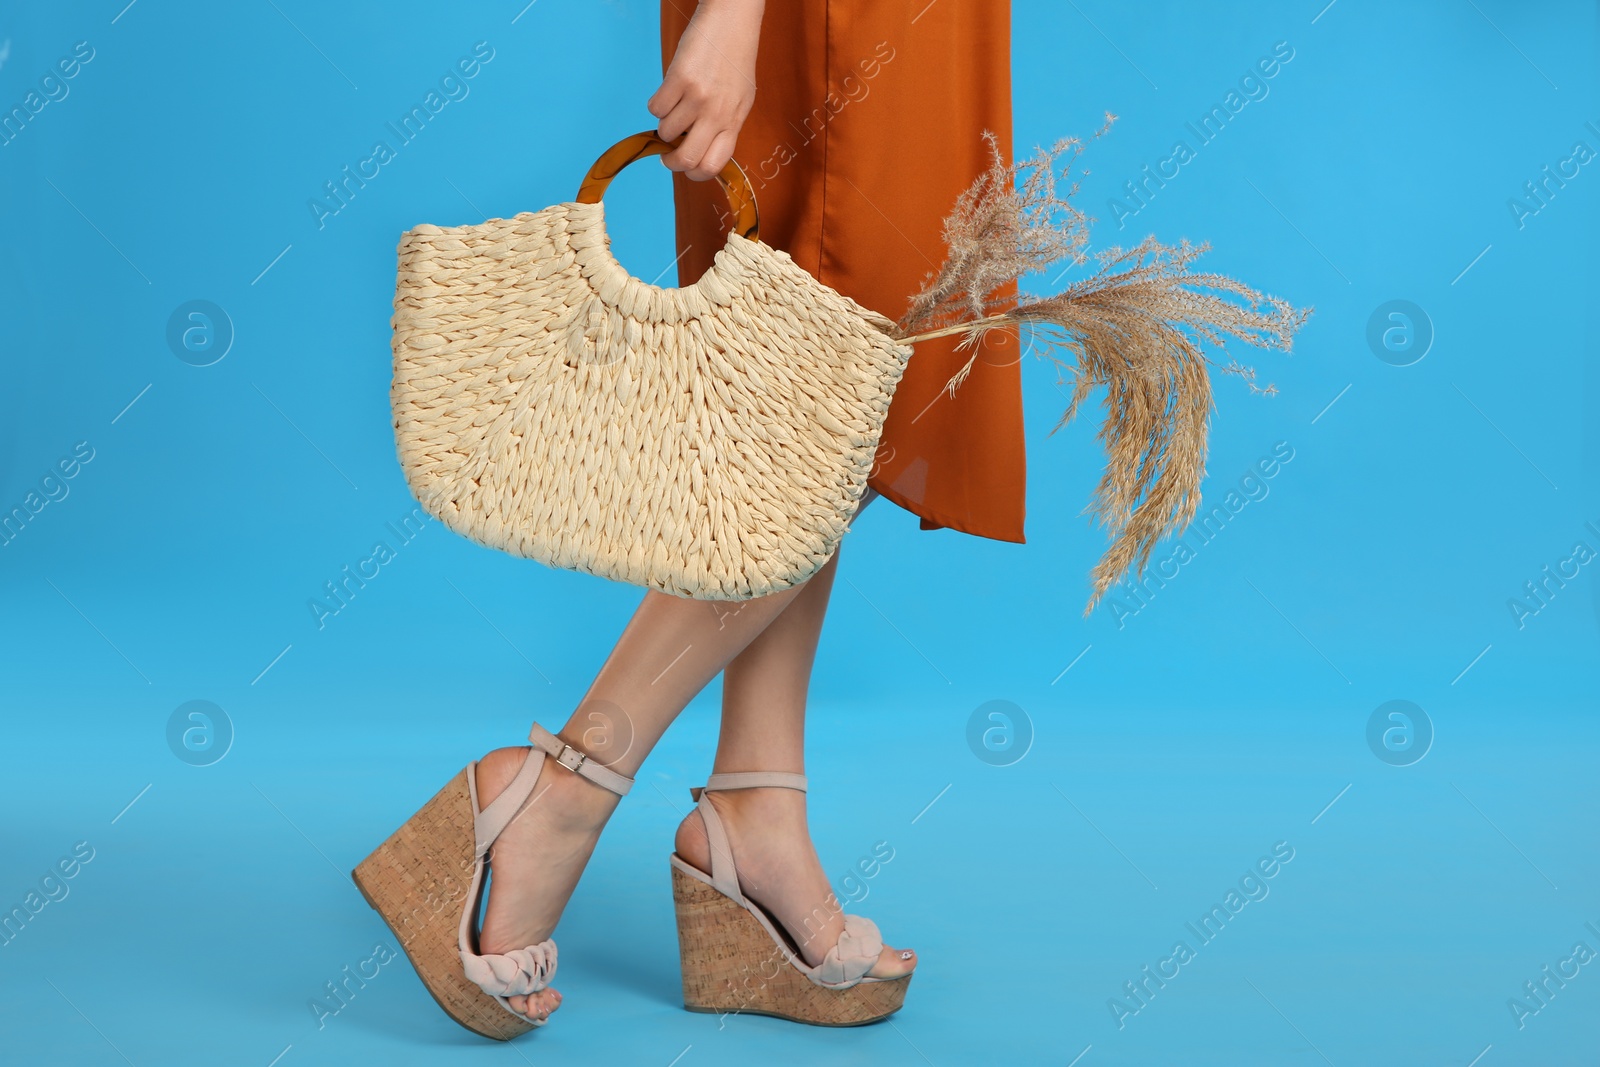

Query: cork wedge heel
[669,772,911,1026]
[351,723,633,1040]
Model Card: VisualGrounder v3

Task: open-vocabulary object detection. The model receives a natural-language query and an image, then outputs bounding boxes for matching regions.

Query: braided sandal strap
[460,939,558,997]
[815,914,886,987]
[456,723,634,1019]
[682,770,888,990]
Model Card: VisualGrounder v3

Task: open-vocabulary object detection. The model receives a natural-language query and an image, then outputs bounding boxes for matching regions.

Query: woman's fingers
[660,117,720,178]
[657,119,738,182]
[692,128,738,182]
[655,95,696,145]
[646,78,682,123]
[649,0,762,181]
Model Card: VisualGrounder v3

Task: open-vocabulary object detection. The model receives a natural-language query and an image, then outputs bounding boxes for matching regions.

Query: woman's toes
[508,988,561,1020]
[531,989,561,1019]
[868,945,916,979]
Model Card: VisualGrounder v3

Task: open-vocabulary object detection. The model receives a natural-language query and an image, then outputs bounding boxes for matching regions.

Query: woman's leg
[672,490,915,980]
[476,490,884,1018]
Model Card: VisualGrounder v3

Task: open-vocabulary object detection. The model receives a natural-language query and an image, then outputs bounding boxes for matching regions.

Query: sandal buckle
[555,743,588,775]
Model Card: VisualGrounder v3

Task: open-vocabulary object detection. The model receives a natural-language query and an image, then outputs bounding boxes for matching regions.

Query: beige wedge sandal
[351,723,633,1040]
[670,772,912,1026]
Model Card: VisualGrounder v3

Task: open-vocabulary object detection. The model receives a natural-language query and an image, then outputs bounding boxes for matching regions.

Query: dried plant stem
[897,316,1013,346]
[894,119,1311,613]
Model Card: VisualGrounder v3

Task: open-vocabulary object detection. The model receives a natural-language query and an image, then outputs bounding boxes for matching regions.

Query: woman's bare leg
[476,489,885,1017]
[474,580,804,1018]
[673,490,915,980]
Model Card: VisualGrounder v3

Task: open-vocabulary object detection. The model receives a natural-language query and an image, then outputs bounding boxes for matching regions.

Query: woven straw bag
[391,132,912,600]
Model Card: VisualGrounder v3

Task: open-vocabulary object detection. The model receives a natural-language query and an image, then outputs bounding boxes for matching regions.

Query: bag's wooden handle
[575,130,760,242]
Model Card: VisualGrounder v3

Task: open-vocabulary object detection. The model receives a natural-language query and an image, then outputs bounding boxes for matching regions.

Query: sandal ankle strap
[529,722,634,797]
[703,771,808,794]
[472,722,633,858]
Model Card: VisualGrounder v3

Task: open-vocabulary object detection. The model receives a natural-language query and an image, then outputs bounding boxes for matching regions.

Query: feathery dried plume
[895,115,1310,613]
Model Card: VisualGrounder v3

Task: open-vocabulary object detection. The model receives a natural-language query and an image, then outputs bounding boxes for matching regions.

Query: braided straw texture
[391,201,912,600]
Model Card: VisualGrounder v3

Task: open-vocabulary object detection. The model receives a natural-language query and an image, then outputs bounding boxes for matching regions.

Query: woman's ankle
[539,757,622,831]
[673,787,809,866]
[479,746,619,833]
[725,786,807,834]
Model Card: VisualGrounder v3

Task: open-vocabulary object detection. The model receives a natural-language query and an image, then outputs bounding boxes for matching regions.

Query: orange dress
[661,1,1027,543]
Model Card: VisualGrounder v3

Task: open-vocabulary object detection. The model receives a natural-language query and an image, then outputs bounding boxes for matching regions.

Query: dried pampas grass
[894,115,1310,613]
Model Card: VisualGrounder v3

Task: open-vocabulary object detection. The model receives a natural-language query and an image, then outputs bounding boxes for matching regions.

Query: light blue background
[1,1,1596,1065]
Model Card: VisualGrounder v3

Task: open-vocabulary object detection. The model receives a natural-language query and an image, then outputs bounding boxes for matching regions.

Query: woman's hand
[648,0,764,181]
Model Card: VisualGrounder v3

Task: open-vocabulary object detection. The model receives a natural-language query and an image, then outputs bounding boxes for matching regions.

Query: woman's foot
[474,743,623,1020]
[674,786,916,980]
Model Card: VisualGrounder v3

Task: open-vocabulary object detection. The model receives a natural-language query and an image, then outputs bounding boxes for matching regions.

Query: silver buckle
[556,744,587,775]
